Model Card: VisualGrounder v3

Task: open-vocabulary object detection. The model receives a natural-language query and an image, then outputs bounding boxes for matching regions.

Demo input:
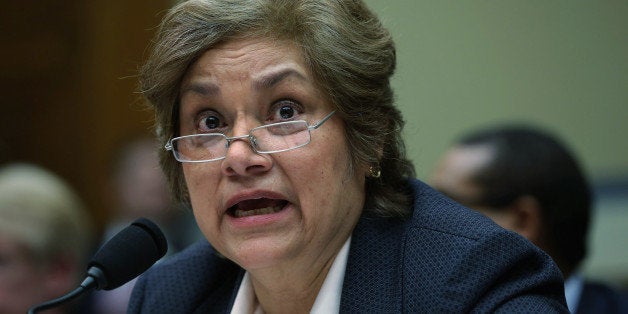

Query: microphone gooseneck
[27,217,168,314]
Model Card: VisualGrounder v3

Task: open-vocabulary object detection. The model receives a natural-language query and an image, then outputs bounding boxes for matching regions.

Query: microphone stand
[28,267,102,313]
[27,286,88,314]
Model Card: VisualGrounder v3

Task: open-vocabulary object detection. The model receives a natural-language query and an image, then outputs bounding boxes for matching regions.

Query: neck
[247,238,348,313]
[252,262,332,313]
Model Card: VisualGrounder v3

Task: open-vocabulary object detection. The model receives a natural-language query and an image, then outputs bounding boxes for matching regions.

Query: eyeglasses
[165,111,336,163]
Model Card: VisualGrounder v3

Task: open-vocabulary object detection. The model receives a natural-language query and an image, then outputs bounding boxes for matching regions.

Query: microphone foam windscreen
[88,218,168,290]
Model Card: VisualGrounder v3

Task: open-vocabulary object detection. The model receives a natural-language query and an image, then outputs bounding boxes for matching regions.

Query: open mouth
[228,198,288,218]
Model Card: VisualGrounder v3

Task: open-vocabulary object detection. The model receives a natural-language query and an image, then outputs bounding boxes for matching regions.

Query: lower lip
[226,203,293,230]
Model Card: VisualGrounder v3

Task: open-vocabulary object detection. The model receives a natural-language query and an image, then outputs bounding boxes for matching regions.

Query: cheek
[294,139,361,207]
[182,164,222,215]
[183,163,217,192]
[184,168,222,244]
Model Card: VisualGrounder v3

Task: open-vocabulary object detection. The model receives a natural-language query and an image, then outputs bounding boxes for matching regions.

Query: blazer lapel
[340,215,407,312]
[193,256,245,313]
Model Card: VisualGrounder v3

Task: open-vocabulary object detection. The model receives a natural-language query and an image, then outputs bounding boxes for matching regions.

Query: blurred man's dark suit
[577,281,628,314]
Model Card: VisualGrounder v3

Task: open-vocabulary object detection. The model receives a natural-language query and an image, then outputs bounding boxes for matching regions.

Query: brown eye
[279,105,295,119]
[203,115,220,130]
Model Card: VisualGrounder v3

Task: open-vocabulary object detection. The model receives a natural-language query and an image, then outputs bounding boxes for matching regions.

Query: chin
[227,237,296,270]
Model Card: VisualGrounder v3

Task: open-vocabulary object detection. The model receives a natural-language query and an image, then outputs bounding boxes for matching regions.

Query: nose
[221,132,272,177]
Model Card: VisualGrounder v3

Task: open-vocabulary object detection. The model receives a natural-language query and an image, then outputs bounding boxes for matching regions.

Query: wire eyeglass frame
[165,110,336,163]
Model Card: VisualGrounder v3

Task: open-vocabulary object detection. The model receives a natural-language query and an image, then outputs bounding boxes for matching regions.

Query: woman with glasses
[129,0,568,312]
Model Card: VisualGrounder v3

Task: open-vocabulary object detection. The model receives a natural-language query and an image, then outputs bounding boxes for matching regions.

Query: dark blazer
[129,180,568,313]
[577,281,628,314]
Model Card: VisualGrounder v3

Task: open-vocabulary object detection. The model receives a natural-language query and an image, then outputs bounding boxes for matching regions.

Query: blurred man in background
[0,163,94,314]
[430,125,628,313]
[83,136,200,314]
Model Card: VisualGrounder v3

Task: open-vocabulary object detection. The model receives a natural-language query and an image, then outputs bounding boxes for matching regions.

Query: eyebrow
[180,81,220,97]
[180,67,308,97]
[253,67,308,90]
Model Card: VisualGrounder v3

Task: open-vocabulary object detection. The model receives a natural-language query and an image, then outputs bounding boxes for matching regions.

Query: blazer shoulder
[401,179,568,312]
[408,179,504,240]
[128,240,242,313]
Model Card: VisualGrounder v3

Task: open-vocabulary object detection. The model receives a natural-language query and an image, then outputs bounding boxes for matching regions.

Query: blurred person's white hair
[0,163,93,266]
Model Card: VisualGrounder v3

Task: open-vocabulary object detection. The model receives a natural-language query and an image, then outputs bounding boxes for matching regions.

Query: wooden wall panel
[0,1,171,232]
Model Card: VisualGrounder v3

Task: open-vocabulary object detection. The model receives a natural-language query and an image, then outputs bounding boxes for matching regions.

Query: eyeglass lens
[168,111,335,162]
[251,121,309,152]
[173,121,310,161]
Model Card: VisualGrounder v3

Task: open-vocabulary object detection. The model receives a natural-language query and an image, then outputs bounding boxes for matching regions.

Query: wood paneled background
[1,1,171,232]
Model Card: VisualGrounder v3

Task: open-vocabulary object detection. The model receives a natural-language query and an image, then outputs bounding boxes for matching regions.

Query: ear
[509,195,544,247]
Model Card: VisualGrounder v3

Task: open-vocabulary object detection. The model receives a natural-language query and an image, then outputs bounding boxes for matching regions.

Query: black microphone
[28,218,168,314]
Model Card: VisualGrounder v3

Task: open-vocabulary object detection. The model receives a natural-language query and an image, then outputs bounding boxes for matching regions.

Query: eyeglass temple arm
[309,110,336,130]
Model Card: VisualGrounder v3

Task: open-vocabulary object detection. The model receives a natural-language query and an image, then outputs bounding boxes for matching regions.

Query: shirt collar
[564,272,585,313]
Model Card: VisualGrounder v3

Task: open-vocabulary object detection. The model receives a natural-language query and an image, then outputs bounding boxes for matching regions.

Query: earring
[368,165,381,178]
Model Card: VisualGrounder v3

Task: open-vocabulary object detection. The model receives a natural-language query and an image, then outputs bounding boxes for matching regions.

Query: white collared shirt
[564,273,585,313]
[230,237,351,314]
